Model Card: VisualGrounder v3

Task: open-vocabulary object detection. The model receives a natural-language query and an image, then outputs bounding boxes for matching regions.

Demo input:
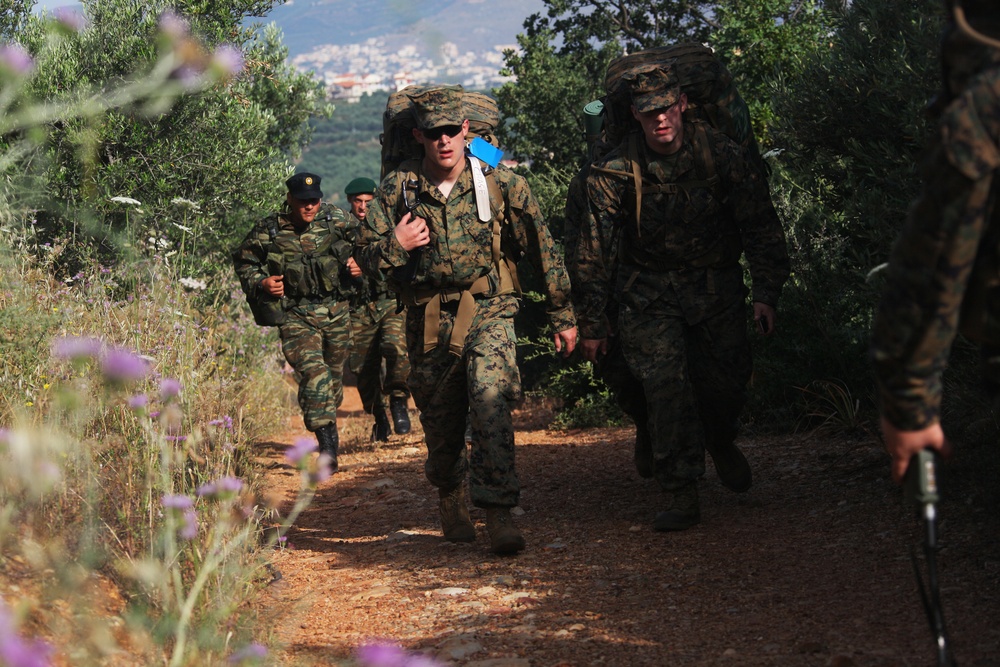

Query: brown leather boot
[438,486,475,543]
[485,507,525,555]
[653,482,701,532]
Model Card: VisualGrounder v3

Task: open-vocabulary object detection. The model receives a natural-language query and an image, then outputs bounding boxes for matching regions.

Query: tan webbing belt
[406,259,516,356]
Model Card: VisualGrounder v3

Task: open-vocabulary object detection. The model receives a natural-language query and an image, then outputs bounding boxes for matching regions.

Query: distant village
[291,38,518,101]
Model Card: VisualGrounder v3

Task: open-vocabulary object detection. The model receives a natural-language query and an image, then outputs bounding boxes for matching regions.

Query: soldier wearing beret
[872,0,1000,483]
[232,172,359,470]
[357,84,577,555]
[575,63,789,531]
[344,176,412,442]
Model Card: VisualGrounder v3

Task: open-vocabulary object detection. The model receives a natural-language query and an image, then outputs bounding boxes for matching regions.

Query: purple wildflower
[310,454,334,485]
[0,43,34,77]
[99,347,150,384]
[179,508,198,540]
[227,643,267,664]
[356,643,409,667]
[160,378,181,400]
[164,435,187,442]
[211,45,244,78]
[157,9,189,39]
[51,335,102,361]
[196,476,244,500]
[52,7,86,32]
[127,394,149,410]
[0,597,54,667]
[161,494,194,510]
[285,437,316,466]
[208,415,234,430]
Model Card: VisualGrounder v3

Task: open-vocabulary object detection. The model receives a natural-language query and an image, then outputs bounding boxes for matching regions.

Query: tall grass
[0,214,327,665]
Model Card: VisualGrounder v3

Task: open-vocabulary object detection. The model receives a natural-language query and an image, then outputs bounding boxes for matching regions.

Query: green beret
[345,177,377,196]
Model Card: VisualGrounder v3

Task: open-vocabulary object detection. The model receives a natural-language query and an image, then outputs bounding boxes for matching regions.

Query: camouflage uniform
[563,161,650,471]
[233,202,355,432]
[358,159,575,508]
[872,3,1000,427]
[577,122,789,492]
[346,216,412,418]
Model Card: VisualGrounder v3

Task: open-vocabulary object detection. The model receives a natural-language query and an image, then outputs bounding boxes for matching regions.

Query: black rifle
[905,449,958,667]
[394,178,422,284]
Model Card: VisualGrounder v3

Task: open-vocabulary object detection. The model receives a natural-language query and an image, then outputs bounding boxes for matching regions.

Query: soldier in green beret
[576,63,789,531]
[232,172,359,471]
[357,84,577,555]
[344,176,412,442]
[872,0,1000,482]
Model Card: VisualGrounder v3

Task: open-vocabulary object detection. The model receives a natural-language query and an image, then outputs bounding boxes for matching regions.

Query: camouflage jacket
[574,123,789,339]
[872,62,1000,430]
[358,158,576,333]
[345,212,392,311]
[232,203,356,308]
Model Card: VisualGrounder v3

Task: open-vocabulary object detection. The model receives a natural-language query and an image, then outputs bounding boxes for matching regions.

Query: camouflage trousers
[278,301,351,432]
[349,297,411,414]
[406,294,521,508]
[597,300,647,428]
[620,289,751,492]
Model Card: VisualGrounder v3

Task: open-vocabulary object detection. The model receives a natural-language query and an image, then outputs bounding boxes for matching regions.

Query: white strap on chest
[468,155,491,223]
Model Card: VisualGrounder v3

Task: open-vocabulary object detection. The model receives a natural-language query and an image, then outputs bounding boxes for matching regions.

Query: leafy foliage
[4,0,329,283]
[751,0,944,426]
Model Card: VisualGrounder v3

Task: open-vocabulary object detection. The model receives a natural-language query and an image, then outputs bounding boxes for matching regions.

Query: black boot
[390,395,411,434]
[371,406,391,443]
[315,423,339,473]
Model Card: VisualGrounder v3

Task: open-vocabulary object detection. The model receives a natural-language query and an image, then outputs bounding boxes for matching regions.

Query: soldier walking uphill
[344,176,412,442]
[564,100,653,478]
[575,64,789,531]
[232,173,359,470]
[872,0,1000,483]
[357,85,577,555]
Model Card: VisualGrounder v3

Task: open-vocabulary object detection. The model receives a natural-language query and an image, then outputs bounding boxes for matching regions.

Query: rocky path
[254,388,1000,666]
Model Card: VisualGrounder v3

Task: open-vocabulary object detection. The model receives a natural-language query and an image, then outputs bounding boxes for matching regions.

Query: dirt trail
[255,387,1000,666]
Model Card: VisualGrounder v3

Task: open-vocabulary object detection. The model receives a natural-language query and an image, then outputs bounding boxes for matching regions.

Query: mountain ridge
[265,0,545,58]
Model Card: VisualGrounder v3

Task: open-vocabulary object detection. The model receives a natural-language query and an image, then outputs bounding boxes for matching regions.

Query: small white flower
[179,277,207,291]
[172,223,193,232]
[110,196,142,206]
[156,238,171,249]
[171,197,201,211]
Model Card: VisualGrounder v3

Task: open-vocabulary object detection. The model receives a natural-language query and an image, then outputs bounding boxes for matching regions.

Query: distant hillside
[264,0,545,57]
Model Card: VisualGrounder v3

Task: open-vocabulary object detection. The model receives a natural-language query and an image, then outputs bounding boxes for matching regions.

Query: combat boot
[705,438,752,493]
[485,507,525,555]
[653,482,700,532]
[390,395,411,434]
[371,406,390,443]
[438,486,475,543]
[315,423,339,473]
[634,420,653,479]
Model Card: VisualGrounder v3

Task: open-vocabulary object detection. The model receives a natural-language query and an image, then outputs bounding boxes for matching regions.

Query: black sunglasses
[422,125,463,140]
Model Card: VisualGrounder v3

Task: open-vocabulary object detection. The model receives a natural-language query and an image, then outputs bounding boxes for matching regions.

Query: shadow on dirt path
[254,388,1000,667]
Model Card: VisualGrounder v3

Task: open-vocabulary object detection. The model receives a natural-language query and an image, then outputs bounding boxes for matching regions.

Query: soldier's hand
[753,302,777,336]
[261,275,284,297]
[346,257,362,278]
[580,338,608,364]
[880,417,952,484]
[394,211,430,252]
[554,327,578,358]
